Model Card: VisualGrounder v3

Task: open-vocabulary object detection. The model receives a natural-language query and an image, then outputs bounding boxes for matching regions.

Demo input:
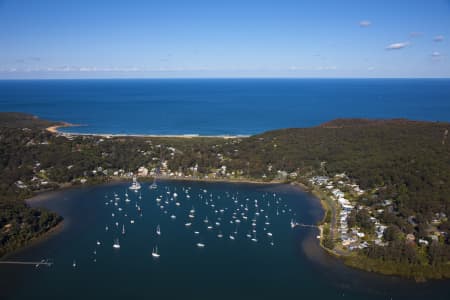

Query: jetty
[294,223,318,229]
[0,259,53,267]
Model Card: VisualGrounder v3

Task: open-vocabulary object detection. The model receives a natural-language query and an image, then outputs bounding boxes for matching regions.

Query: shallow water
[0,180,449,300]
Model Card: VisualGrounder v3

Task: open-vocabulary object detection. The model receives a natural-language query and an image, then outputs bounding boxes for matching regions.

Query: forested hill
[233,118,450,216]
[318,118,429,128]
[0,112,59,129]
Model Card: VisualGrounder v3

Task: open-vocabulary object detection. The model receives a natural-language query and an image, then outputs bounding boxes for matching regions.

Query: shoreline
[290,181,341,256]
[46,124,251,139]
[1,220,65,261]
[148,176,284,185]
[46,122,81,133]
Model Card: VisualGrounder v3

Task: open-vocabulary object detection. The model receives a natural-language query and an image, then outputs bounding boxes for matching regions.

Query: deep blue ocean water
[1,79,450,135]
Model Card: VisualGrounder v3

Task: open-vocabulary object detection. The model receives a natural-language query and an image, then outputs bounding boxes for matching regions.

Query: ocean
[1,181,449,300]
[1,78,450,135]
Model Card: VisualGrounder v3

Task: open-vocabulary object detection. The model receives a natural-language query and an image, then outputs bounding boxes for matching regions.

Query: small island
[0,112,449,281]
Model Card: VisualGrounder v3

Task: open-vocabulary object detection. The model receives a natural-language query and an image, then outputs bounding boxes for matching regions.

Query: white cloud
[359,20,371,27]
[385,42,409,50]
[431,51,443,60]
[434,35,444,42]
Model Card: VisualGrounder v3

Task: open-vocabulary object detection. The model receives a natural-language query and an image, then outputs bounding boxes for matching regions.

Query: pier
[294,223,318,229]
[0,259,53,267]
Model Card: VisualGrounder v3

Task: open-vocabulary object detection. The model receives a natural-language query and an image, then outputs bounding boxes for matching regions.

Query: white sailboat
[113,238,120,249]
[290,219,297,228]
[149,177,158,190]
[152,245,160,258]
[156,225,161,236]
[251,232,258,243]
[129,176,141,190]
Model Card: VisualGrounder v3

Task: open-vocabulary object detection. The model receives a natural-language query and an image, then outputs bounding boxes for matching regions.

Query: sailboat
[290,219,297,228]
[251,232,258,243]
[122,224,126,235]
[129,176,141,191]
[156,225,161,236]
[113,238,121,249]
[149,181,158,190]
[152,245,160,258]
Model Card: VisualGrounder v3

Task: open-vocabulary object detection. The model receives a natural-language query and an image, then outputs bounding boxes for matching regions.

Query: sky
[0,0,449,79]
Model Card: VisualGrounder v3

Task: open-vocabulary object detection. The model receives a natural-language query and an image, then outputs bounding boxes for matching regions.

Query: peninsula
[1,112,449,281]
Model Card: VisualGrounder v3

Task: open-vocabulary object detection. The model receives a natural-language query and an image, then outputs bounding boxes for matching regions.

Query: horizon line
[1,76,450,81]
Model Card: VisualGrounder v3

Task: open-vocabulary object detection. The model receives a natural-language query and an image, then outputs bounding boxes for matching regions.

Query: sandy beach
[46,123,250,139]
[46,122,80,133]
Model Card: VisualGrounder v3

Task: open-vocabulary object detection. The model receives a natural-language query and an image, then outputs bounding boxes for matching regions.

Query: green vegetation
[344,253,450,281]
[1,112,449,280]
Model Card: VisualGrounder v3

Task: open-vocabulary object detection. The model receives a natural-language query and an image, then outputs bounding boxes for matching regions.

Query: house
[406,233,416,242]
[418,239,429,246]
[332,189,345,199]
[138,166,149,177]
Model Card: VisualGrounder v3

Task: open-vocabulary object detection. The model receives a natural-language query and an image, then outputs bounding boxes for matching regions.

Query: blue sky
[0,0,449,78]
